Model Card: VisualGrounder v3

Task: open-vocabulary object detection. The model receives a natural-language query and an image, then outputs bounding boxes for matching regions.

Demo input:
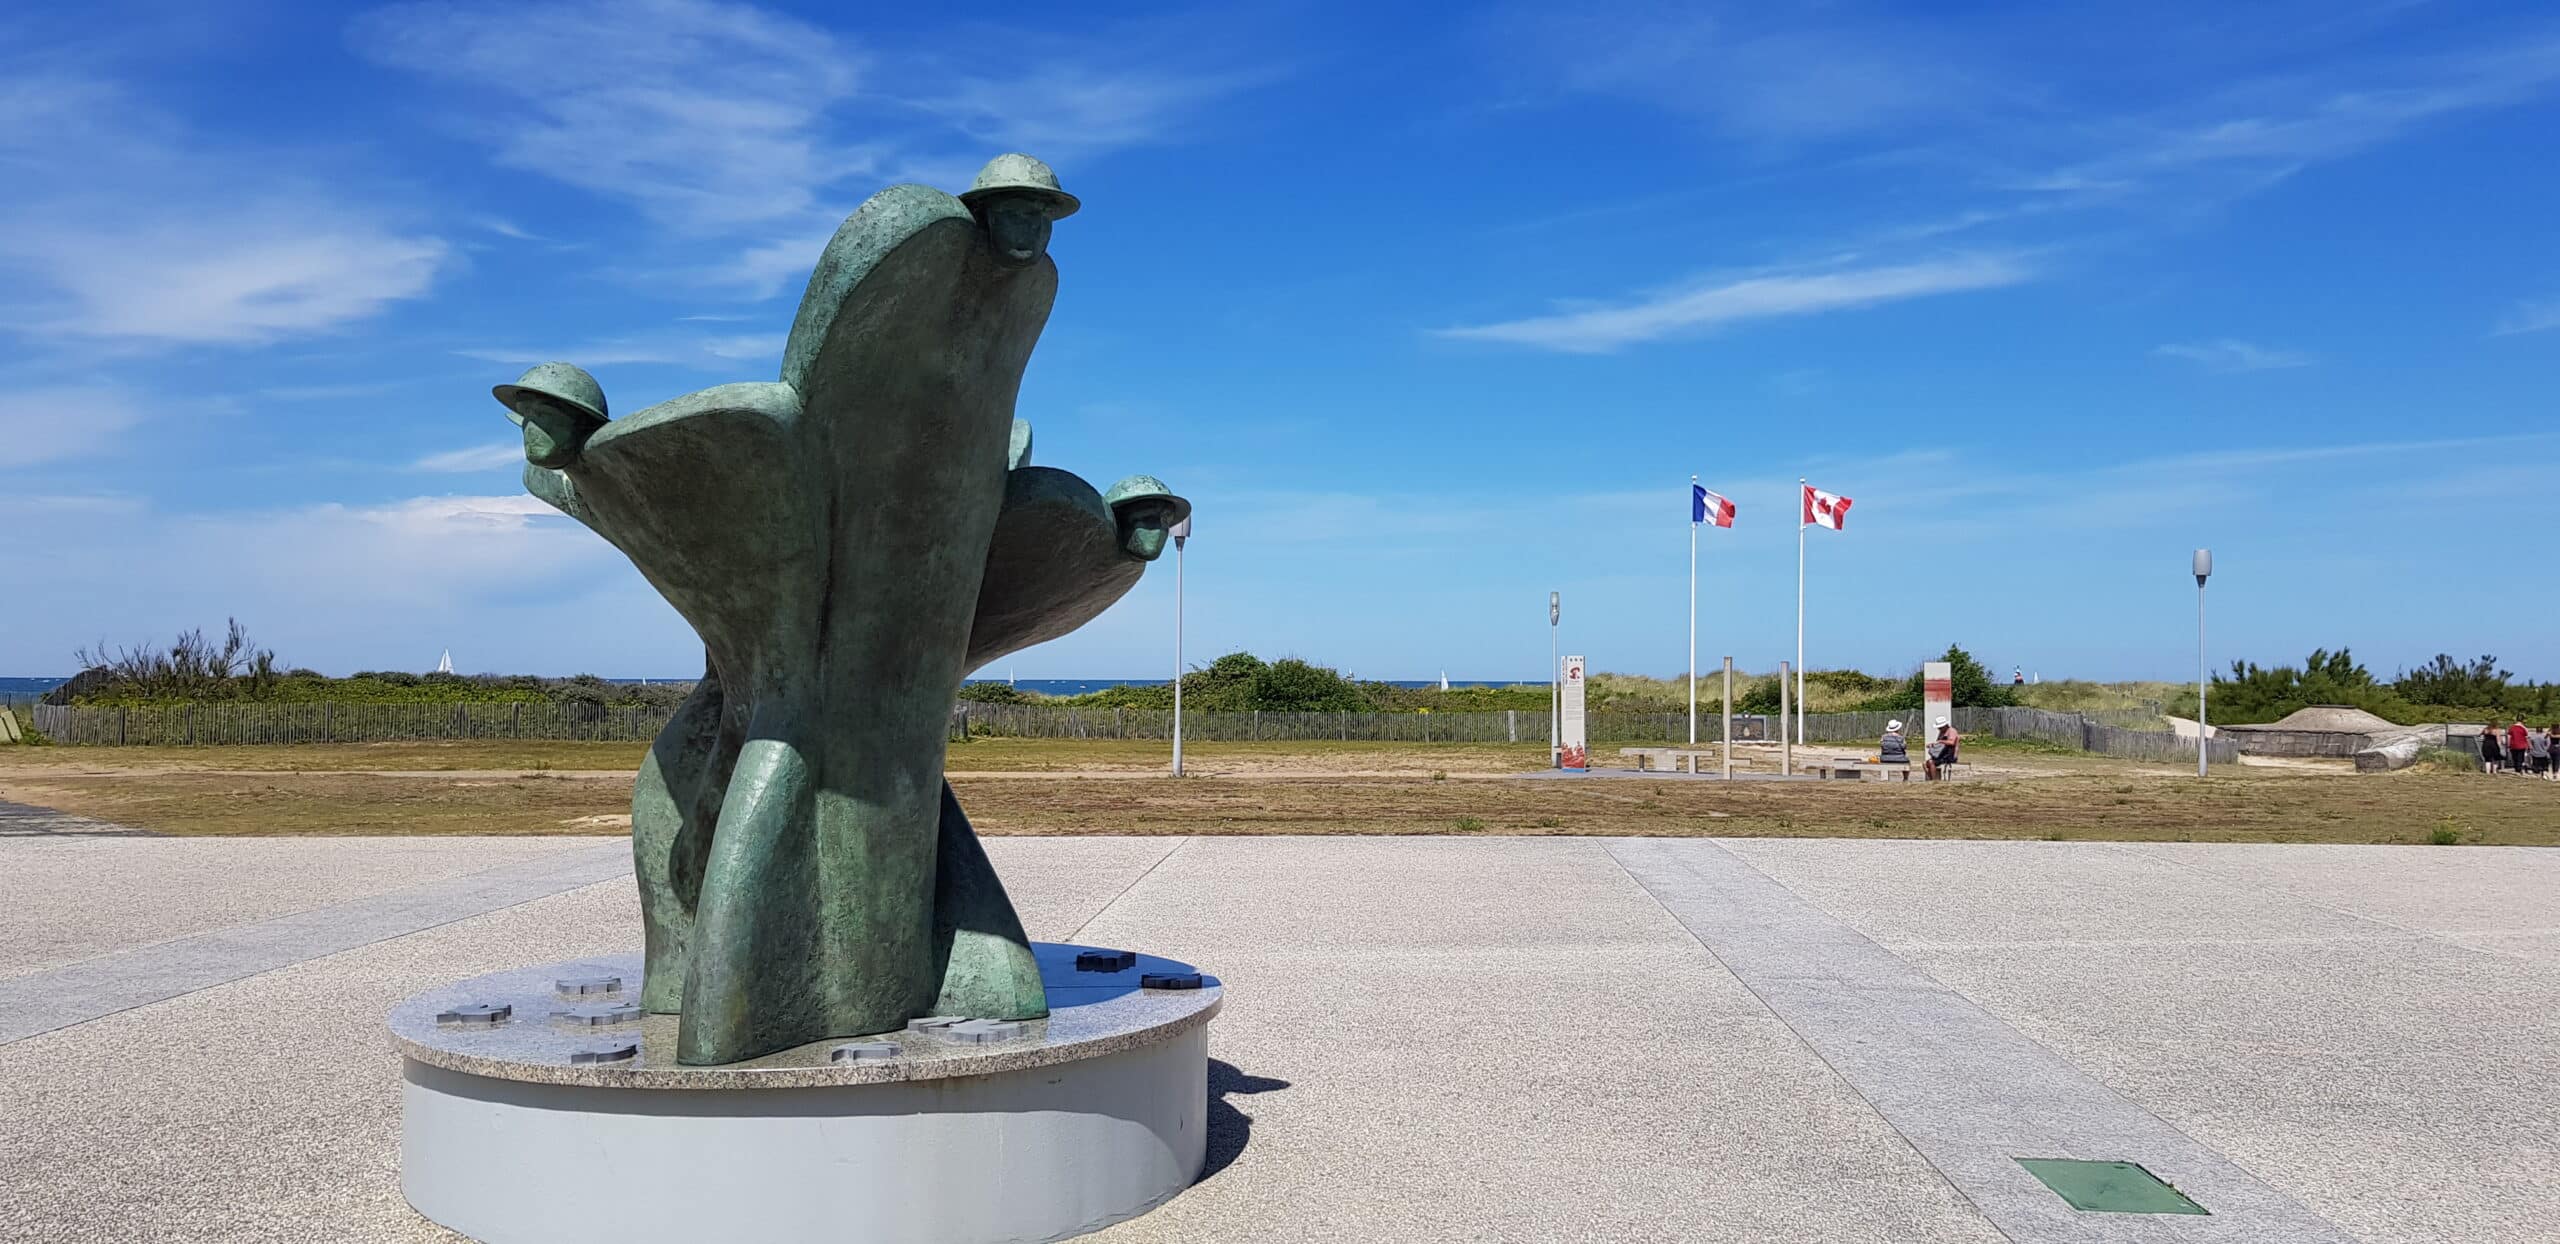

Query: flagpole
[1688,475,1698,749]
[1796,477,1807,748]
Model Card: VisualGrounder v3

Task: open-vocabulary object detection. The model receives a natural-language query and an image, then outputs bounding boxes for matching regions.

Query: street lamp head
[1548,591,1560,626]
[2192,548,2212,585]
[1169,515,1190,547]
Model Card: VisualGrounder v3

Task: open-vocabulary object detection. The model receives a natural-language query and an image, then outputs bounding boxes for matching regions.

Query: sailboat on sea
[436,649,454,675]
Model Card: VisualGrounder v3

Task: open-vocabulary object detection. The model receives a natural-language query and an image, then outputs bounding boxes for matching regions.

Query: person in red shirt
[2508,719,2532,774]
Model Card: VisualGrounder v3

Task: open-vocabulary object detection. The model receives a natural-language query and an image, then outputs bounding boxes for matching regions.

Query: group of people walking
[2478,719,2558,778]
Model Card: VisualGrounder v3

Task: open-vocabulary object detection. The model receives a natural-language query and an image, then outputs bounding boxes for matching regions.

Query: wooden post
[1778,661,1792,776]
[119,707,128,746]
[1722,657,1734,779]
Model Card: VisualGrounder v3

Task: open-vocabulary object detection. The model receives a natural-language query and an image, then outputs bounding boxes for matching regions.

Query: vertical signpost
[1923,661,1953,746]
[1778,660,1792,776]
[2194,549,2212,779]
[1170,515,1191,777]
[1559,655,1588,771]
[1721,656,1734,780]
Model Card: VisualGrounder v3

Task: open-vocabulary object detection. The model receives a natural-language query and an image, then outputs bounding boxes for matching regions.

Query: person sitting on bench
[1879,719,1909,765]
[1925,717,1961,780]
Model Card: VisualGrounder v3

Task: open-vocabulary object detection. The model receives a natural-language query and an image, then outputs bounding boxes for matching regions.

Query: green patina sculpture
[495,154,1188,1066]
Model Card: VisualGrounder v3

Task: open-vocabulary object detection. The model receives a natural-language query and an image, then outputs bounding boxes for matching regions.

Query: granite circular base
[391,944,1221,1244]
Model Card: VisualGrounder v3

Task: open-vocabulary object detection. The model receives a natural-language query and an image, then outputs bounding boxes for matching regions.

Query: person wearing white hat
[1878,719,1909,766]
[1925,715,1962,780]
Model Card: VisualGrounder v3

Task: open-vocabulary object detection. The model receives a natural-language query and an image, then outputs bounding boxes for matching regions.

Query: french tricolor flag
[1691,484,1735,528]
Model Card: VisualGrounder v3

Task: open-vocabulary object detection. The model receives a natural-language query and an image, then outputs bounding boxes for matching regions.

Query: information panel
[1560,655,1588,770]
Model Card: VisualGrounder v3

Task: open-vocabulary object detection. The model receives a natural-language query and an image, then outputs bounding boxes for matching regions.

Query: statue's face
[984,195,1053,270]
[1118,505,1170,561]
[516,395,595,469]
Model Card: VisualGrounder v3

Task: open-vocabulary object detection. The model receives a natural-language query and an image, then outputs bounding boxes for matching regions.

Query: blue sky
[2,0,2555,683]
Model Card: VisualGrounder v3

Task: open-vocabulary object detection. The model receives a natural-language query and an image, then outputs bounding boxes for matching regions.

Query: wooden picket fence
[30,699,2229,764]
[31,701,678,746]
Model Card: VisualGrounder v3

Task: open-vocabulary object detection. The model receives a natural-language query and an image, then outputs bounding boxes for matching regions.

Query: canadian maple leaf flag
[1803,484,1852,530]
[1691,484,1735,528]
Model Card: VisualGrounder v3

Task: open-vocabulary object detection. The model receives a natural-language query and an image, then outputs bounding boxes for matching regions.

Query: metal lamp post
[1548,591,1561,769]
[1171,515,1191,777]
[2193,548,2211,779]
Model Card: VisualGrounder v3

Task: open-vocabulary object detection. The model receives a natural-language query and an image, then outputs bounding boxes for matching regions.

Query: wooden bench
[1803,759,1971,782]
[1619,747,1746,774]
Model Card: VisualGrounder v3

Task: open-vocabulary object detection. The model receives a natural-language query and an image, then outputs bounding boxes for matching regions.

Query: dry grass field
[4,737,2553,844]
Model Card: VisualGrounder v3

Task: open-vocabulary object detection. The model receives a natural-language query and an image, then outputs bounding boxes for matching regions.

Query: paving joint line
[1600,837,2024,1244]
[10,841,631,980]
[1064,835,1193,943]
[1607,837,2363,1243]
[0,843,632,1047]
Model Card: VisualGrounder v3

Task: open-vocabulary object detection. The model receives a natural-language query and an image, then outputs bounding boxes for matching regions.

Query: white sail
[1439,670,1449,691]
[436,649,454,675]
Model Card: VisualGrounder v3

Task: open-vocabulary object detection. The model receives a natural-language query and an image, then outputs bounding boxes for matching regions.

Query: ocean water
[0,676,65,699]
[965,678,1542,695]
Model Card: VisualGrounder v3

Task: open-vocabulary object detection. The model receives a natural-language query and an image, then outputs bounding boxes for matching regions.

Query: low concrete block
[2354,733,2423,772]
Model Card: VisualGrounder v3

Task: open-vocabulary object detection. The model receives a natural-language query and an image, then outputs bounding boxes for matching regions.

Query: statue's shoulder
[588,382,801,456]
[781,186,979,392]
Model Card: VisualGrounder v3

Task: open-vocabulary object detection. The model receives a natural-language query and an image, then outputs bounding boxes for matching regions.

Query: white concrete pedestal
[390,946,1221,1244]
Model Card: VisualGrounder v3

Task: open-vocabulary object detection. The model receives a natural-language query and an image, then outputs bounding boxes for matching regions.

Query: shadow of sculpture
[1202,1059,1291,1181]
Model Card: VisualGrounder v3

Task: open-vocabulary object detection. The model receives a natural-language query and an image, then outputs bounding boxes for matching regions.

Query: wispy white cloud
[2006,36,2560,215]
[470,216,545,242]
[454,332,783,368]
[0,67,446,346]
[2152,339,2313,372]
[913,62,1267,153]
[0,387,144,467]
[2494,297,2560,336]
[1437,255,2031,353]
[0,486,667,675]
[258,381,412,402]
[351,0,1273,294]
[351,0,867,235]
[412,443,526,473]
[1485,4,1982,144]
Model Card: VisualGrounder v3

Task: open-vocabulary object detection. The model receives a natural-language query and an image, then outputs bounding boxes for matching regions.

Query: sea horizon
[2,675,1546,697]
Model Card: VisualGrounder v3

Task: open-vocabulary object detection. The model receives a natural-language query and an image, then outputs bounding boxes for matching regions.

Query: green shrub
[1853,645,2018,712]
[2413,746,2480,773]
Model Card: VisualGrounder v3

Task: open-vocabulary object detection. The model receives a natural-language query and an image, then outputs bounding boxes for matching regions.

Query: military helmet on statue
[959,153,1081,220]
[492,362,609,430]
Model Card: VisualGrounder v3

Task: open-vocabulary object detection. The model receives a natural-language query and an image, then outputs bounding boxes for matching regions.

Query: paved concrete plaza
[3,823,2555,1243]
